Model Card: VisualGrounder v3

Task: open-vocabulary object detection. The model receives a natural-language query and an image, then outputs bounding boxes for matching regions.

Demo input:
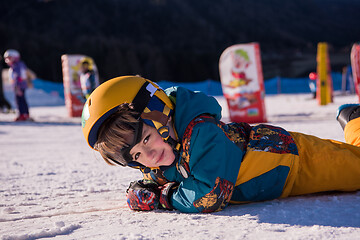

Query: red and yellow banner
[61,54,99,117]
[351,43,360,102]
[219,43,267,123]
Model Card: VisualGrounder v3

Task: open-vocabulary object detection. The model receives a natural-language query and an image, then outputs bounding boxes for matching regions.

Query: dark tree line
[1,0,359,83]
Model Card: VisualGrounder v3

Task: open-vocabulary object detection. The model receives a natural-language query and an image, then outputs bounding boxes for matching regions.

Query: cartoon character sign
[219,43,267,123]
[61,54,99,117]
[228,49,252,88]
[351,43,360,102]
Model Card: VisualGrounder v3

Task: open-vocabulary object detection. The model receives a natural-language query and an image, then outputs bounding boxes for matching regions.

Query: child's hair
[94,103,140,166]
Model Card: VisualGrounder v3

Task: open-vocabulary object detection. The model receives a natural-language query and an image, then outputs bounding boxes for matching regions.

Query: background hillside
[1,0,360,83]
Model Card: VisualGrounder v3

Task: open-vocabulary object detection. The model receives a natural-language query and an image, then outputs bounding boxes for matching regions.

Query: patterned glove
[126,180,160,211]
[126,180,178,211]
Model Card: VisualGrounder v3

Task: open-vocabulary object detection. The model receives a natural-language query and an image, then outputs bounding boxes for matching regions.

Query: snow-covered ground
[1,80,360,240]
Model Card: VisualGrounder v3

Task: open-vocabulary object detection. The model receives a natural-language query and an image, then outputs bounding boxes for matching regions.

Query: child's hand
[126,180,160,211]
[126,180,178,211]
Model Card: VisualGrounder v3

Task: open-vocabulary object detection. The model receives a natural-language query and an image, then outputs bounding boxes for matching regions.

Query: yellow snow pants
[288,117,360,196]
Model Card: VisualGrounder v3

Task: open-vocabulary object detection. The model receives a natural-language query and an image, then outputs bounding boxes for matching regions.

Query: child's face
[81,63,89,72]
[130,123,175,168]
[5,57,14,66]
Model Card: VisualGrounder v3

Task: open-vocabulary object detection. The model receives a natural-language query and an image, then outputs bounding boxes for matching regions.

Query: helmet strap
[162,121,181,160]
[141,111,169,126]
[119,121,143,164]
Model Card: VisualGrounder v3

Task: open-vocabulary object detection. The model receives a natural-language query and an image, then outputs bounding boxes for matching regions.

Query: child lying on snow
[81,75,360,213]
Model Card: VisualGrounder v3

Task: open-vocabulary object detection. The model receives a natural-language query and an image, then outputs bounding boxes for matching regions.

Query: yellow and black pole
[316,42,333,105]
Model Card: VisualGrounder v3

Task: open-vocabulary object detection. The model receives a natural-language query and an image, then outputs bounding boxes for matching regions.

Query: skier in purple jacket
[4,49,30,121]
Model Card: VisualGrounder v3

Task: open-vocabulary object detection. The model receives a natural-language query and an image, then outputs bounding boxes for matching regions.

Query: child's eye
[134,152,141,160]
[143,135,150,144]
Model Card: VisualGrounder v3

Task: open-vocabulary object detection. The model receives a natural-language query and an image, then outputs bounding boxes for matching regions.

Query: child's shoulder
[167,87,223,138]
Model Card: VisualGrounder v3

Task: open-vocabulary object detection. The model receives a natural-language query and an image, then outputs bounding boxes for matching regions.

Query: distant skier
[308,72,317,99]
[0,55,12,113]
[81,76,360,213]
[79,57,99,100]
[3,49,30,121]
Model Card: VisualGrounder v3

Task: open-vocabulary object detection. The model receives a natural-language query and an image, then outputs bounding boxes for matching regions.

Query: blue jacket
[145,87,299,213]
[9,60,28,90]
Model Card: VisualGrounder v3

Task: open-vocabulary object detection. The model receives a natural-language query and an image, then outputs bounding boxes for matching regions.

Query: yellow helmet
[81,75,174,149]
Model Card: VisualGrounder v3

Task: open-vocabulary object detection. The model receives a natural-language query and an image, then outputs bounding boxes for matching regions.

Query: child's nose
[144,147,155,160]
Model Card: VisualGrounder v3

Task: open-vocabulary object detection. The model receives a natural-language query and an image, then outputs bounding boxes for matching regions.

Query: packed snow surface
[1,80,360,240]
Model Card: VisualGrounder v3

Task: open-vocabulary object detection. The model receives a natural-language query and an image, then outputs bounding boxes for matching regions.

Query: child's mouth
[156,150,164,164]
